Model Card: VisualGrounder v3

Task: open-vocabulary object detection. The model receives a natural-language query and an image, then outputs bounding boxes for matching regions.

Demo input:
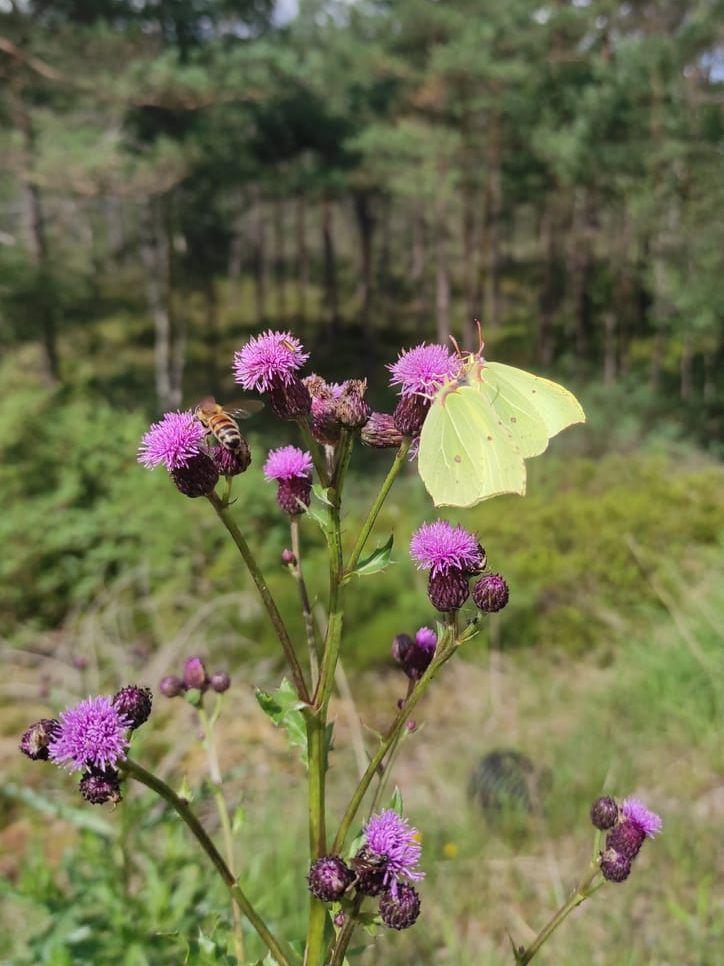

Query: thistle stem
[329,895,364,966]
[332,629,457,853]
[198,702,244,963]
[367,678,414,818]
[120,757,296,966]
[207,491,310,704]
[345,439,411,574]
[290,516,320,685]
[516,866,601,964]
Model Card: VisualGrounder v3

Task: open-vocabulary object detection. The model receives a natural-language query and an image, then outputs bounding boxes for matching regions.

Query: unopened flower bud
[210,671,231,693]
[19,718,60,761]
[307,855,354,902]
[406,720,417,732]
[392,627,437,680]
[427,569,470,612]
[472,572,509,613]
[268,374,311,419]
[336,380,371,430]
[183,656,208,691]
[393,394,430,437]
[281,548,296,566]
[333,911,346,928]
[79,766,122,805]
[212,440,251,477]
[606,820,646,860]
[113,685,152,730]
[379,882,421,930]
[391,633,414,666]
[590,796,619,831]
[277,477,312,515]
[361,412,404,449]
[171,452,219,498]
[600,848,631,882]
[351,847,388,896]
[159,675,184,698]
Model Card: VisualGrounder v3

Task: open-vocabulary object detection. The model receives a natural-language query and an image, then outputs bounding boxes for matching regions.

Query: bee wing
[195,394,217,413]
[225,399,264,420]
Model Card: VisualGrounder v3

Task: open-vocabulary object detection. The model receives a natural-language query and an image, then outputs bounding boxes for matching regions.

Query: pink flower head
[415,627,437,653]
[263,445,313,482]
[410,520,480,576]
[388,343,461,397]
[364,809,424,893]
[48,696,131,772]
[621,797,662,838]
[233,330,309,391]
[138,410,206,471]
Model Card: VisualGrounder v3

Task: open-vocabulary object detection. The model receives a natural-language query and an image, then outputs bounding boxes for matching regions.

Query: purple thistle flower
[364,809,424,894]
[410,521,481,576]
[415,627,437,653]
[49,696,131,772]
[138,411,206,471]
[264,446,313,482]
[388,343,461,398]
[620,797,662,839]
[233,330,309,391]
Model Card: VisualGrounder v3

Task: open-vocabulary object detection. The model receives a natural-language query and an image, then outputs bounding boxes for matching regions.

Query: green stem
[367,679,414,818]
[516,866,601,965]
[119,758,296,966]
[329,895,364,966]
[198,703,244,963]
[207,491,310,704]
[291,516,321,685]
[332,630,457,854]
[345,439,411,574]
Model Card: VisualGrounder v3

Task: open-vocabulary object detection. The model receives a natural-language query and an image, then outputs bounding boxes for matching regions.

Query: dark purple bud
[379,882,421,930]
[212,440,251,477]
[276,476,312,516]
[210,671,231,693]
[336,380,371,430]
[391,633,414,666]
[472,572,509,613]
[79,767,122,805]
[606,820,646,860]
[171,452,219,498]
[393,394,430,437]
[590,796,619,831]
[465,544,487,576]
[351,847,388,896]
[427,569,470,612]
[307,855,354,902]
[183,656,208,691]
[268,374,311,420]
[281,548,296,566]
[113,685,152,730]
[19,718,60,761]
[600,848,632,882]
[392,630,436,680]
[333,911,346,928]
[361,412,404,449]
[159,675,184,698]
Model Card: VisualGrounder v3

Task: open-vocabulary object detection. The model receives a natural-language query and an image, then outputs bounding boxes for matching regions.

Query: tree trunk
[321,197,340,335]
[353,190,375,336]
[603,312,617,385]
[250,185,267,325]
[537,200,560,366]
[461,183,477,350]
[203,276,220,390]
[434,168,451,345]
[680,334,693,401]
[295,194,309,323]
[483,107,503,331]
[570,190,595,368]
[228,188,245,280]
[273,197,287,321]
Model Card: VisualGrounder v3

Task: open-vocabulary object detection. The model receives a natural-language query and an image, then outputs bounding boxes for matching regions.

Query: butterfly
[418,329,585,508]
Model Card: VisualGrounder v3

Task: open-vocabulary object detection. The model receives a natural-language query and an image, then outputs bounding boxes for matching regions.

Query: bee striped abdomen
[208,414,242,451]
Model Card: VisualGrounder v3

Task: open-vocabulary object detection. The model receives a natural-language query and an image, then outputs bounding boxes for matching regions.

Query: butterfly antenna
[449,334,463,358]
[474,318,485,356]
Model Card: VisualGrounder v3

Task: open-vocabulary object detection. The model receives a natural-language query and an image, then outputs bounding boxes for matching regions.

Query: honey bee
[194,395,262,452]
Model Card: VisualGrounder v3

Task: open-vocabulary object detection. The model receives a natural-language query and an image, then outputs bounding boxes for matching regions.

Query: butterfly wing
[419,385,526,508]
[483,362,585,444]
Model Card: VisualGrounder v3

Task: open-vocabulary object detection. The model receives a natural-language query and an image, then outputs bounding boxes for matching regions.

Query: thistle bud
[391,633,414,667]
[590,796,619,831]
[112,685,153,730]
[336,379,371,430]
[159,675,184,698]
[427,569,470,612]
[183,656,208,691]
[393,394,430,437]
[212,441,251,477]
[606,820,646,860]
[351,847,388,896]
[379,883,421,930]
[465,544,487,576]
[210,671,231,694]
[600,848,631,883]
[268,374,311,420]
[361,412,403,449]
[171,452,219,498]
[392,627,436,680]
[281,548,296,566]
[19,718,60,761]
[277,476,312,516]
[79,766,123,805]
[307,855,354,902]
[472,572,509,613]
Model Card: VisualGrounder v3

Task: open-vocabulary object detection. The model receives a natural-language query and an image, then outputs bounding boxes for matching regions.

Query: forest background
[0,1,722,963]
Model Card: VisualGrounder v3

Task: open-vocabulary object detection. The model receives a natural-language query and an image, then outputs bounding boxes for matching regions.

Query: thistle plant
[18,329,660,964]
